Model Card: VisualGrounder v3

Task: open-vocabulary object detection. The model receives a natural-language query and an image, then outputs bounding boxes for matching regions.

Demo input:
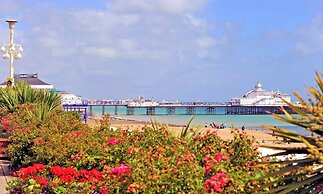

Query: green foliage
[62,111,82,121]
[5,107,264,193]
[0,81,62,120]
[258,72,323,193]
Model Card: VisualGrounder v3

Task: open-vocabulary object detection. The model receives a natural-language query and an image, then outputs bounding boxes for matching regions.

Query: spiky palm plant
[257,72,323,193]
[0,81,62,119]
[35,87,62,112]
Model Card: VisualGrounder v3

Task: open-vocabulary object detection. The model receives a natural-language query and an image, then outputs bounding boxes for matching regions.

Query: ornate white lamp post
[1,19,23,86]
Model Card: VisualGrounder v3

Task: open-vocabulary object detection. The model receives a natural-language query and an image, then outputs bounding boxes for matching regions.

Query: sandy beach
[87,115,305,147]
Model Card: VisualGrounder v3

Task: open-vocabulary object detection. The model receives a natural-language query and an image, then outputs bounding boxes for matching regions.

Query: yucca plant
[35,87,62,112]
[257,72,323,193]
[0,81,62,120]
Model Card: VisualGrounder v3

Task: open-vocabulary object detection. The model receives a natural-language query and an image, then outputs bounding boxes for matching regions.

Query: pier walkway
[64,102,293,116]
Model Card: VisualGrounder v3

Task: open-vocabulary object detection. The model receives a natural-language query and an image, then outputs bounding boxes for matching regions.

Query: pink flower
[204,172,229,193]
[214,172,227,179]
[204,155,212,164]
[215,152,229,162]
[204,165,212,174]
[108,138,119,146]
[215,152,223,162]
[110,164,130,179]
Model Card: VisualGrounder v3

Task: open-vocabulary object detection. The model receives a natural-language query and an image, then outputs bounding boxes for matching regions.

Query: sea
[90,106,310,135]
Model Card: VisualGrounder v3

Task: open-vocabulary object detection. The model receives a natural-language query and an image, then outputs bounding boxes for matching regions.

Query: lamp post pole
[1,19,23,86]
[8,20,17,84]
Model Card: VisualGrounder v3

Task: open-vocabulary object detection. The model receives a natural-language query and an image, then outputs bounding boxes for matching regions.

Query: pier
[68,102,293,116]
[65,82,295,117]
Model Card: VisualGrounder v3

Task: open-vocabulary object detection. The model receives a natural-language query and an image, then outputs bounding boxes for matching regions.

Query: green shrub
[6,106,265,193]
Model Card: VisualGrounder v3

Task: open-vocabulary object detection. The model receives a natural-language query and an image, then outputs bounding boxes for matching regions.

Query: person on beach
[242,126,245,131]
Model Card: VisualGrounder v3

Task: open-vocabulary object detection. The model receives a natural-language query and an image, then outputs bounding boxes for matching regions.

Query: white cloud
[0,0,21,14]
[184,14,207,28]
[38,36,62,48]
[117,39,137,50]
[108,0,207,14]
[0,0,232,99]
[83,47,118,58]
[196,36,222,49]
[295,14,323,54]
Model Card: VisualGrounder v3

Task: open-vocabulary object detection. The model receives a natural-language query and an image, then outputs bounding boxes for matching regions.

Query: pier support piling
[205,107,215,115]
[114,106,118,115]
[89,105,93,116]
[146,107,156,115]
[166,107,176,115]
[102,105,105,115]
[126,107,134,115]
[186,107,196,115]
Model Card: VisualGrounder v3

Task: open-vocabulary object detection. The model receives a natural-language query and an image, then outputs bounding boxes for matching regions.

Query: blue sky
[0,0,322,101]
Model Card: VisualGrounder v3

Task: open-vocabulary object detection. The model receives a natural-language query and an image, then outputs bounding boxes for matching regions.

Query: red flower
[16,168,28,179]
[90,169,101,178]
[50,166,64,176]
[64,167,77,176]
[38,177,48,186]
[32,175,39,180]
[33,164,45,172]
[100,187,109,194]
[78,178,87,182]
[60,175,73,183]
[16,166,39,179]
[0,117,10,131]
[51,182,58,187]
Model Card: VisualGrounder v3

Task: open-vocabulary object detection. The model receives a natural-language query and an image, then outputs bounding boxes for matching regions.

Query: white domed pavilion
[230,82,291,106]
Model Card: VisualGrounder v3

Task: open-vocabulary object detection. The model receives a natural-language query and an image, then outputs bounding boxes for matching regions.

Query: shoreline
[87,115,305,148]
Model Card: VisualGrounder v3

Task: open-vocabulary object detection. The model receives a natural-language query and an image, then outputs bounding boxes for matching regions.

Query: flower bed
[4,105,269,193]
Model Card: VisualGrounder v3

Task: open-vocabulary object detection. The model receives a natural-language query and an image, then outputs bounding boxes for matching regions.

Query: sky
[0,0,322,102]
